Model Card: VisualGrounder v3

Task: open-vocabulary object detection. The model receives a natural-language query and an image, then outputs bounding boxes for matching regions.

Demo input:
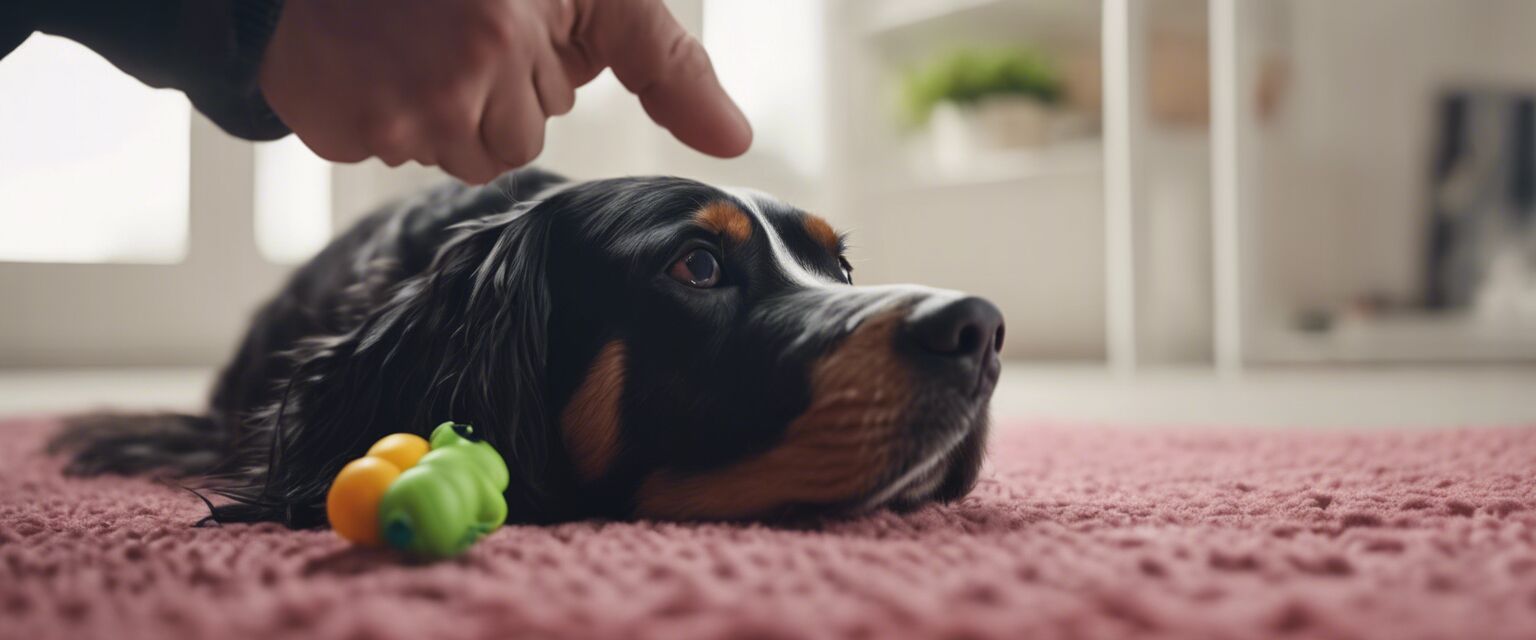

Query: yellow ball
[326,456,402,546]
[366,433,430,470]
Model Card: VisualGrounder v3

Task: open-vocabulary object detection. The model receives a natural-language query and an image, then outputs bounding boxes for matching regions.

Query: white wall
[857,173,1109,360]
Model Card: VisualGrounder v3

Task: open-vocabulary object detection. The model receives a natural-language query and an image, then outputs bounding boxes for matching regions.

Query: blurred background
[2,0,1534,428]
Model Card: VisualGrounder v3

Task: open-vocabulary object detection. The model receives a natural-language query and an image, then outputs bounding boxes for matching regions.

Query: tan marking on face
[803,214,840,254]
[635,310,911,520]
[695,201,753,244]
[561,340,627,483]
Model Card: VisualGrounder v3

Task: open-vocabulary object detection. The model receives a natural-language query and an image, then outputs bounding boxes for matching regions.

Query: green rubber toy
[375,422,510,558]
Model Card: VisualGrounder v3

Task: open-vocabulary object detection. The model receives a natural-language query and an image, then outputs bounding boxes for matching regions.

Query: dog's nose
[905,296,1005,359]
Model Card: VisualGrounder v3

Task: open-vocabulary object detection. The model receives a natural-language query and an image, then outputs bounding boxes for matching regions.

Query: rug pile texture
[2,416,1534,639]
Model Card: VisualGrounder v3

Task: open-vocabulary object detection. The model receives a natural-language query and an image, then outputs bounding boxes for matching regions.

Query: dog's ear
[213,207,558,527]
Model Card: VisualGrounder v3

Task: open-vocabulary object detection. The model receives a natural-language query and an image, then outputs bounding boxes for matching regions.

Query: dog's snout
[906,296,1005,359]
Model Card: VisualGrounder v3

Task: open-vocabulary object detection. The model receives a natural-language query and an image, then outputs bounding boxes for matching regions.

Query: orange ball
[366,433,430,470]
[326,456,402,546]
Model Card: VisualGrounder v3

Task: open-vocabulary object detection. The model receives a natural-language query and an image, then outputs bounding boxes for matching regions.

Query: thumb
[579,0,753,157]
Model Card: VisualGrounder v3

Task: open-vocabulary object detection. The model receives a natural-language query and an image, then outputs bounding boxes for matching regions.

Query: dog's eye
[669,249,721,288]
[838,256,854,284]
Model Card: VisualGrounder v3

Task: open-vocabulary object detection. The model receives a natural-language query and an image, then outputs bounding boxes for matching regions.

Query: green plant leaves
[901,47,1064,127]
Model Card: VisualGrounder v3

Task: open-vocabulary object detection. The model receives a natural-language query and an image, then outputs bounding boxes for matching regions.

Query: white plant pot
[928,95,1051,173]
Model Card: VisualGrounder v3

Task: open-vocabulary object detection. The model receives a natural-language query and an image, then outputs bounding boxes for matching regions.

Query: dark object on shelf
[1421,90,1536,310]
[1293,308,1334,334]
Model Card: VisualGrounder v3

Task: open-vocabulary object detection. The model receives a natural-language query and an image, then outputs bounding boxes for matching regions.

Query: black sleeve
[5,0,291,141]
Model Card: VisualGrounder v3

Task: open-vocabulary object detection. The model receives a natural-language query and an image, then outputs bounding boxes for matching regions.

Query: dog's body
[55,169,1003,526]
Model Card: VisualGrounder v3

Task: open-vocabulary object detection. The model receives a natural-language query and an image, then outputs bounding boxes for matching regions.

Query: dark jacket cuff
[29,0,293,141]
[206,0,290,140]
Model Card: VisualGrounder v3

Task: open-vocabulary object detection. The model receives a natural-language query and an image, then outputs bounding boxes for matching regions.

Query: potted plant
[901,47,1068,170]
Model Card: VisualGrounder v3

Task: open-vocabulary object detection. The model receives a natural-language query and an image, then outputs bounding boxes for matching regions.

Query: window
[0,35,190,264]
[254,135,332,264]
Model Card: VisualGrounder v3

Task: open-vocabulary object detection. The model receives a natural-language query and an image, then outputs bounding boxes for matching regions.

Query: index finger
[580,0,753,157]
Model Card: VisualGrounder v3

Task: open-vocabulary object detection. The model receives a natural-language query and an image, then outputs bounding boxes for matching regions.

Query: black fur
[48,412,221,476]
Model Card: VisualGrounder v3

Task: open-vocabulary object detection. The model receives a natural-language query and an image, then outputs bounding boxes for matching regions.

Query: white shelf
[858,139,1102,193]
[1254,314,1536,365]
[860,0,1006,36]
[858,0,1100,46]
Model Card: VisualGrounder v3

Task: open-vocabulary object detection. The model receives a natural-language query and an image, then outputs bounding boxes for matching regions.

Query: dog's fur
[52,169,1003,526]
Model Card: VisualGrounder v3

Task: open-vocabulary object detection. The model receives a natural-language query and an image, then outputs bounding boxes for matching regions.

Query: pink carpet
[2,416,1535,640]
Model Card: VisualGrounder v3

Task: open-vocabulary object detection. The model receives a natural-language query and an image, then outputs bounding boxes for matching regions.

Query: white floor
[2,364,1534,430]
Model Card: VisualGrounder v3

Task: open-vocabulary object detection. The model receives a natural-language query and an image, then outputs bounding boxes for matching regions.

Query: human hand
[259,0,752,184]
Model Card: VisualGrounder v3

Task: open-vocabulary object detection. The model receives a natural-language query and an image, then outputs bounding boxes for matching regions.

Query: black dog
[52,169,1004,526]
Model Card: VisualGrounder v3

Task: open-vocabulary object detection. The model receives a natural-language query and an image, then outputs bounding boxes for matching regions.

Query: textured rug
[2,416,1534,640]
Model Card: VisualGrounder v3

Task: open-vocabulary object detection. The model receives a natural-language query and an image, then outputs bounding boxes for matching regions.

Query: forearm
[31,0,290,140]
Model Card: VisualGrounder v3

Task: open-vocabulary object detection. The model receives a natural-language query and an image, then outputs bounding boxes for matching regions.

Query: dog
[51,169,1004,526]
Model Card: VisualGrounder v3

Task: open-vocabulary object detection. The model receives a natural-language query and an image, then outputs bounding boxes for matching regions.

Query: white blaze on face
[722,185,970,345]
[722,186,842,289]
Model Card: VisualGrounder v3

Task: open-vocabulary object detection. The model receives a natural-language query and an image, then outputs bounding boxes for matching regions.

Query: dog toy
[326,421,509,559]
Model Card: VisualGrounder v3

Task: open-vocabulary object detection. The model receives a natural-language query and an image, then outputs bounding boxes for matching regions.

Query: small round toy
[326,421,509,558]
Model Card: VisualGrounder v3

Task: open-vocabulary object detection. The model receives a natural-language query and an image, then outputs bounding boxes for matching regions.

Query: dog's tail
[48,412,224,477]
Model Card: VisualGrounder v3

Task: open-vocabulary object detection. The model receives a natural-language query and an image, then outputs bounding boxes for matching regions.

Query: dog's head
[509,177,1003,519]
[298,176,1003,522]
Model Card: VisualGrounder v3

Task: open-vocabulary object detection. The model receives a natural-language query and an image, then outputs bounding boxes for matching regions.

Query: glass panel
[0,35,190,264]
[254,136,332,264]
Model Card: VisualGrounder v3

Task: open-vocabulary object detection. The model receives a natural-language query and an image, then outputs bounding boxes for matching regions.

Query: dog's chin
[898,357,999,505]
[876,417,990,513]
[855,378,997,515]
